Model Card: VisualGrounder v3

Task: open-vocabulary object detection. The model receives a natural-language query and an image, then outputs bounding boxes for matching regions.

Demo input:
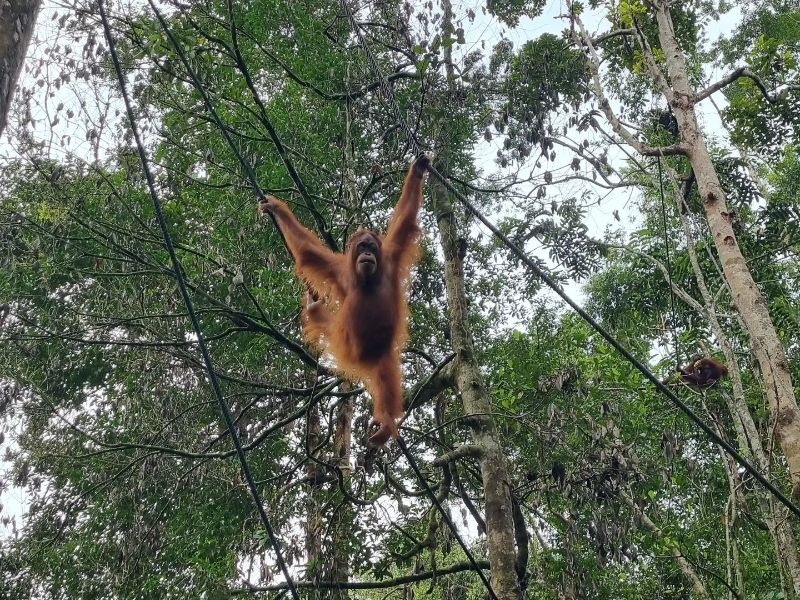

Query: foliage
[2,0,800,599]
[487,0,547,27]
[719,1,800,155]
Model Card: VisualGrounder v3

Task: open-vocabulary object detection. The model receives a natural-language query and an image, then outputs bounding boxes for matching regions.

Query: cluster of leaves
[719,2,800,155]
[487,0,548,27]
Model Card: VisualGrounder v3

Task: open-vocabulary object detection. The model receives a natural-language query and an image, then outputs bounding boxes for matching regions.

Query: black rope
[396,439,499,600]
[337,4,503,598]
[657,156,679,364]
[141,0,301,259]
[338,0,800,520]
[97,3,301,598]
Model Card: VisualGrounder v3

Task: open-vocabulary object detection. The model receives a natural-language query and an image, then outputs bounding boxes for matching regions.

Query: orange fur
[261,156,428,447]
[678,356,728,389]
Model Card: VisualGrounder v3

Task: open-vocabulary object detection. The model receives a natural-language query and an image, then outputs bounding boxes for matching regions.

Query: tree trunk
[653,0,800,503]
[327,391,353,599]
[429,5,521,599]
[304,402,323,595]
[432,185,521,600]
[0,0,41,137]
[712,416,746,600]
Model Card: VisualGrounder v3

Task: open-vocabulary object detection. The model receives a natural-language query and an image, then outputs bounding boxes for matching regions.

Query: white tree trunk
[654,0,800,504]
[0,0,41,136]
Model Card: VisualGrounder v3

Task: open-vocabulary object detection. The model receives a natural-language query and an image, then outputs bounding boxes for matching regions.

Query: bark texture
[433,185,521,600]
[0,0,41,137]
[430,3,523,598]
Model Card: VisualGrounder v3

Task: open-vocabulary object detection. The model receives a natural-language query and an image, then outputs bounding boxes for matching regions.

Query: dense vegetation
[2,1,800,598]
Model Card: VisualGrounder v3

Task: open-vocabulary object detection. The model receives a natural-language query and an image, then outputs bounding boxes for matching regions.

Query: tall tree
[430,2,523,598]
[571,0,800,518]
[6,0,800,598]
[563,0,800,591]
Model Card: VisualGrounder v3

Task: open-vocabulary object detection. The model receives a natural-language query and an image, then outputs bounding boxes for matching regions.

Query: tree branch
[591,28,635,45]
[694,66,783,104]
[571,10,688,157]
[433,444,484,466]
[230,560,490,593]
[404,353,456,414]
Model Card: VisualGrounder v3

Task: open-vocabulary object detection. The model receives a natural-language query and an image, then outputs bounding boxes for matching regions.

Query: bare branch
[571,10,688,157]
[694,66,788,104]
[591,28,635,45]
[230,561,491,593]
